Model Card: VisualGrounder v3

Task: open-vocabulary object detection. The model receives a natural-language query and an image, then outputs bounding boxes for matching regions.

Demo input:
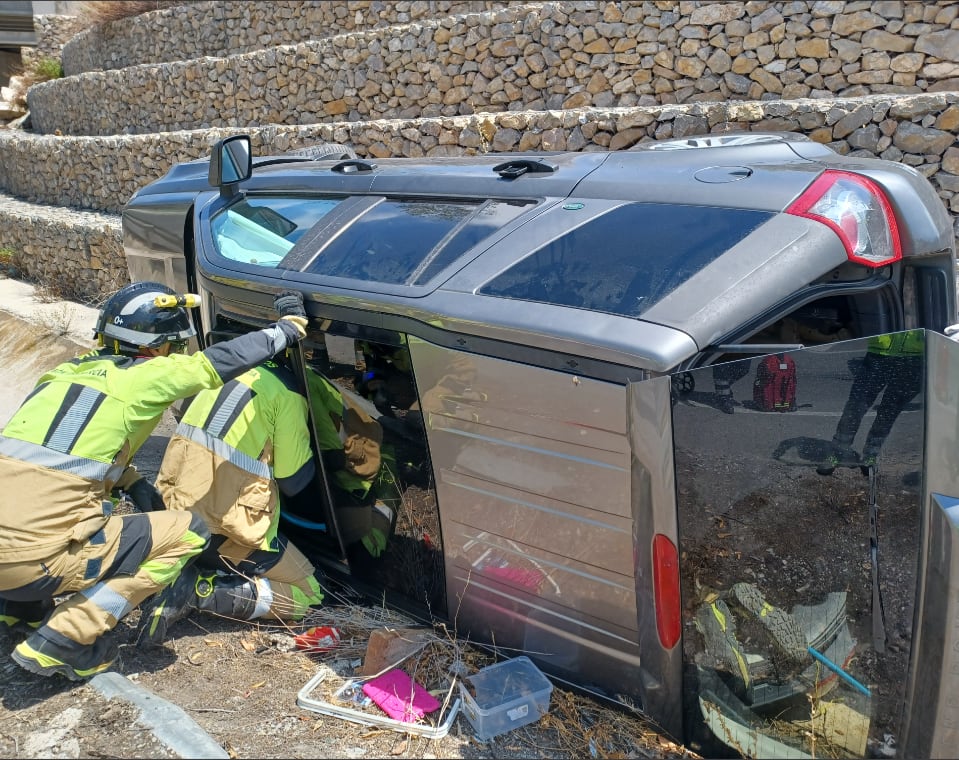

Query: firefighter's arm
[195,290,308,385]
[123,293,309,412]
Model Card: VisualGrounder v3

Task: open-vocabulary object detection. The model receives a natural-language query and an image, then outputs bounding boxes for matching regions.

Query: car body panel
[120,132,959,753]
[902,331,959,758]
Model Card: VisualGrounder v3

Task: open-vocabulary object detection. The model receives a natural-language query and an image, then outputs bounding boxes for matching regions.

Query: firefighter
[305,365,400,562]
[137,349,325,645]
[0,282,308,680]
[818,329,924,475]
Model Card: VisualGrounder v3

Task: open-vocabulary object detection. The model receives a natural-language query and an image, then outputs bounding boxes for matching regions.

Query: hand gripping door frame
[287,327,349,561]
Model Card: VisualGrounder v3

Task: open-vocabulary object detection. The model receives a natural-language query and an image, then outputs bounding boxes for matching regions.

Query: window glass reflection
[672,331,924,758]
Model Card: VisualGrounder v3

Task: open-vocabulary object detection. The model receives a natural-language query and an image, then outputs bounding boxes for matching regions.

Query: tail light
[652,533,681,649]
[786,169,902,267]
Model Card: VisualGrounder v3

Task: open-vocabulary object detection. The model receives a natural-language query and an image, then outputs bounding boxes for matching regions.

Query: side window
[301,326,445,615]
[209,195,532,286]
[300,198,531,285]
[480,203,772,318]
[210,197,343,267]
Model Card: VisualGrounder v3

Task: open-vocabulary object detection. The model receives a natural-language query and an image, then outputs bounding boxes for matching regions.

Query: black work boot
[137,570,261,646]
[136,565,205,647]
[12,631,117,681]
[195,575,261,619]
[0,598,54,629]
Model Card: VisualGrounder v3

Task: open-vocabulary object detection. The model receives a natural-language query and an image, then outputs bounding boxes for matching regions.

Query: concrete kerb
[91,672,231,760]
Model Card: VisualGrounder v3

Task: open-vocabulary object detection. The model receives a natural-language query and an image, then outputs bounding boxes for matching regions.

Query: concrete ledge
[91,671,230,760]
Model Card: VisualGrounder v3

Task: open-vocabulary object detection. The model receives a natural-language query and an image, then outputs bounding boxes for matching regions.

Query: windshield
[209,195,532,286]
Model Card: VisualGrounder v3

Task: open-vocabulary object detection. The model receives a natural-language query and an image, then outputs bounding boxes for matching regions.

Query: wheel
[672,371,695,396]
[285,143,357,161]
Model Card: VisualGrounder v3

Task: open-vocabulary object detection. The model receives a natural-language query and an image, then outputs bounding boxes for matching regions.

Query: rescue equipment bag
[753,353,797,412]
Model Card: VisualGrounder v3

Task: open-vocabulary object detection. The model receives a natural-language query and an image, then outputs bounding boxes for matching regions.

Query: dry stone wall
[29,1,959,138]
[0,193,125,303]
[1,92,957,225]
[60,0,503,75]
[2,0,958,302]
[20,14,83,68]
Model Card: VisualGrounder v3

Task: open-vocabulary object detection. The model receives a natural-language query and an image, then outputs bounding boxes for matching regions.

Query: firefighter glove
[276,315,308,344]
[274,290,307,319]
[361,527,388,558]
[125,478,166,512]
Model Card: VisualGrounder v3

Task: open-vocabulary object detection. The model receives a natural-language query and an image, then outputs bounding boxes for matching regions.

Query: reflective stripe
[106,317,193,346]
[0,435,118,481]
[252,577,273,619]
[141,526,207,586]
[205,381,253,438]
[373,501,394,523]
[45,385,104,453]
[81,582,132,622]
[176,424,272,480]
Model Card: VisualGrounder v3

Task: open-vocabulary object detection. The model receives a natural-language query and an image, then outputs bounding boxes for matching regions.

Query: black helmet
[95,281,196,353]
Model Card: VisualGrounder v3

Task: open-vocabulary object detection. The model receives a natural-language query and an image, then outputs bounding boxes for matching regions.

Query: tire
[285,143,357,161]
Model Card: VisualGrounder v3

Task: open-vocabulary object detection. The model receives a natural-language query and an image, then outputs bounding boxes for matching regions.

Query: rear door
[667,330,956,758]
[901,330,959,758]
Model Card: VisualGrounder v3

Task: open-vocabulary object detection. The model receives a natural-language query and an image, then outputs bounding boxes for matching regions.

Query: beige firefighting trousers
[210,536,321,620]
[0,510,207,647]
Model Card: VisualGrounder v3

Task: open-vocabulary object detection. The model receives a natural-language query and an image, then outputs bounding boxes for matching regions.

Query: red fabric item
[753,353,797,412]
[294,626,341,652]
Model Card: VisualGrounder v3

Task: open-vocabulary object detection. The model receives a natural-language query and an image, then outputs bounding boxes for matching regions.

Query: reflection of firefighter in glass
[819,330,923,475]
[305,367,401,561]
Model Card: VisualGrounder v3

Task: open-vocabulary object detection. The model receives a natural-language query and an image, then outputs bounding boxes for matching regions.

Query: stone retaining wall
[2,91,958,219]
[30,1,959,137]
[0,193,125,302]
[20,14,83,69]
[60,0,503,75]
[3,89,958,305]
[1,92,956,303]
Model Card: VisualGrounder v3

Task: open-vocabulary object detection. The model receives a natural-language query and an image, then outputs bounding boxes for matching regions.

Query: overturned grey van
[122,132,959,757]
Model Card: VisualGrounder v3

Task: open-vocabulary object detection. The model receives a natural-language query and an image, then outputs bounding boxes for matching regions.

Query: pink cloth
[362,669,440,723]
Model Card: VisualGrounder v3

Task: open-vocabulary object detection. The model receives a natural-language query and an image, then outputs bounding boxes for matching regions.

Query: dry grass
[283,598,695,759]
[5,58,63,110]
[75,1,187,28]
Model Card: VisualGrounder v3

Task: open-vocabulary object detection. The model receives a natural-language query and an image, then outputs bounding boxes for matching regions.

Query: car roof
[130,133,953,373]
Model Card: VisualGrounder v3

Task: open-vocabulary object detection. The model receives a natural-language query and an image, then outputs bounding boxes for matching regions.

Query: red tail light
[786,169,902,267]
[652,533,681,649]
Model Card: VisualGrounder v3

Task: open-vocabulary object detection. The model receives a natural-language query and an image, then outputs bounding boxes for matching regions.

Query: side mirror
[208,135,252,190]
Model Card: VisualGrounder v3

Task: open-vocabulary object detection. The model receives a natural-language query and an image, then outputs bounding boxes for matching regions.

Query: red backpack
[753,353,797,412]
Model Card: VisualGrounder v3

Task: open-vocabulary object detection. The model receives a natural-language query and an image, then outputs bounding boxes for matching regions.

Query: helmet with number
[95,281,195,354]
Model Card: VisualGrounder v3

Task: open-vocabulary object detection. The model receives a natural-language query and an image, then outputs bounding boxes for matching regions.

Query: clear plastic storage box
[459,656,553,741]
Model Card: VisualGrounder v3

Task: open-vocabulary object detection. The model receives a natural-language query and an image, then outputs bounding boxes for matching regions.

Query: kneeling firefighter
[305,365,401,561]
[137,293,326,644]
[0,282,309,680]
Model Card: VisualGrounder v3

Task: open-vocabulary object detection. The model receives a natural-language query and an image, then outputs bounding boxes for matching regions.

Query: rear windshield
[480,203,773,318]
[210,195,531,285]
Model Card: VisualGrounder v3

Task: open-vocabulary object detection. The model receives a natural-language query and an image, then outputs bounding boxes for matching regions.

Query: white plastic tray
[297,669,461,739]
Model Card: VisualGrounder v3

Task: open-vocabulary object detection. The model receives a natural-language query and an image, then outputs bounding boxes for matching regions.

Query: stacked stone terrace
[0,0,957,302]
